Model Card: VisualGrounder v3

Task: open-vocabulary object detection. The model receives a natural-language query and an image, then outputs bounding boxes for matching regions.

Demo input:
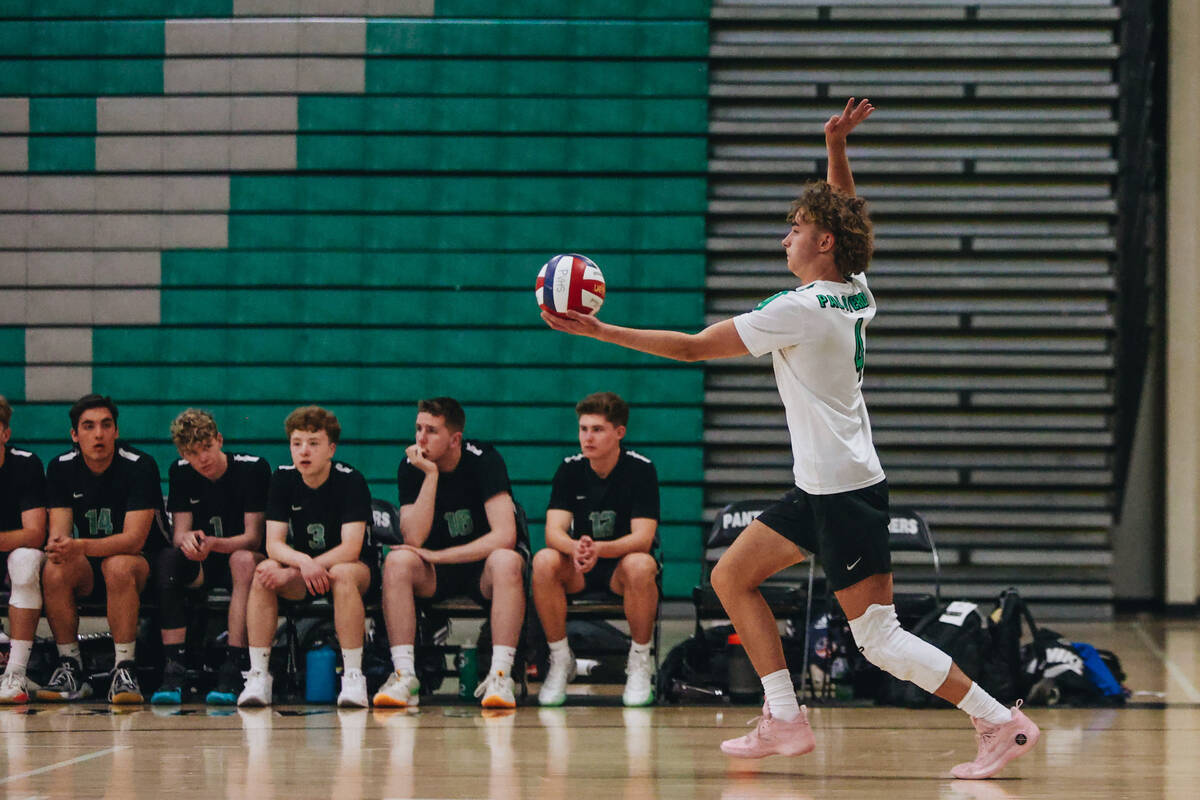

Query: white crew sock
[391,644,415,675]
[5,640,32,676]
[630,640,652,657]
[761,668,801,722]
[342,647,363,673]
[547,638,571,662]
[491,645,516,677]
[249,646,271,673]
[114,641,135,665]
[957,681,1013,725]
[57,641,82,664]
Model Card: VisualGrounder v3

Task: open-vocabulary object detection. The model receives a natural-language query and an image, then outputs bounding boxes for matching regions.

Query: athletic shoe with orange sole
[475,670,517,709]
[720,703,816,759]
[951,702,1040,779]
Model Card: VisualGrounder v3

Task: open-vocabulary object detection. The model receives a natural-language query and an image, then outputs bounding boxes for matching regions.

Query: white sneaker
[372,670,420,708]
[237,669,273,707]
[0,671,29,704]
[623,648,655,707]
[337,668,369,708]
[475,669,516,709]
[538,651,576,707]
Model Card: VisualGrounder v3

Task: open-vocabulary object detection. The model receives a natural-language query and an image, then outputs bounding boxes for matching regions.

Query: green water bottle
[456,647,478,699]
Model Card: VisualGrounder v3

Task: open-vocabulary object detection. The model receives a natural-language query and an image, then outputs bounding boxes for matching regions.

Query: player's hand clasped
[573,535,598,574]
[180,530,212,561]
[44,535,84,564]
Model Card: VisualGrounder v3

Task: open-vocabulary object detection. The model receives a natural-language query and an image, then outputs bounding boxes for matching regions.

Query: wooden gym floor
[2,616,1198,799]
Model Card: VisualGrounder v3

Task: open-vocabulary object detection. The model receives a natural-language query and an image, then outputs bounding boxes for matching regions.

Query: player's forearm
[826,137,856,196]
[313,540,362,568]
[82,530,147,558]
[266,538,308,567]
[1,524,46,550]
[434,529,515,565]
[208,530,259,554]
[543,524,576,555]
[591,322,706,362]
[594,531,655,560]
[400,478,438,546]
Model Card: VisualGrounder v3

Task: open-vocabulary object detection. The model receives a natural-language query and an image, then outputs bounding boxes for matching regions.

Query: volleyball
[535,253,606,316]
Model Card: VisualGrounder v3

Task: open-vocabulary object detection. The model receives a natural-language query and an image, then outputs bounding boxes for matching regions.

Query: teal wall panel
[9,6,709,599]
[162,251,706,290]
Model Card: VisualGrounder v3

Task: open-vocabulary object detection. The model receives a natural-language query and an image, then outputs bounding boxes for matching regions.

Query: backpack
[1021,628,1124,706]
[983,587,1039,704]
[877,600,994,708]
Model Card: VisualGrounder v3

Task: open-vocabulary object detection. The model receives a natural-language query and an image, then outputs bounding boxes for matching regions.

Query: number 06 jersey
[733,273,885,495]
[266,461,371,558]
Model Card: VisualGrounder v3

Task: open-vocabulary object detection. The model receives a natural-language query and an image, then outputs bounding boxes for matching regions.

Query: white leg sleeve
[6,547,45,610]
[847,603,952,695]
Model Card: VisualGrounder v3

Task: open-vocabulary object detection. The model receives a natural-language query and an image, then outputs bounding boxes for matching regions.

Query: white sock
[57,641,82,664]
[391,644,415,675]
[5,640,32,676]
[249,646,271,673]
[630,640,652,658]
[491,645,516,677]
[761,668,801,722]
[548,638,571,662]
[342,647,363,673]
[957,682,1012,725]
[114,641,135,665]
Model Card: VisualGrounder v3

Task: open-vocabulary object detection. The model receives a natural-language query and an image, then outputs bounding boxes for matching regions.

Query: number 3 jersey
[547,448,659,542]
[396,440,512,552]
[733,273,885,495]
[265,461,371,558]
[167,452,271,544]
[45,442,168,552]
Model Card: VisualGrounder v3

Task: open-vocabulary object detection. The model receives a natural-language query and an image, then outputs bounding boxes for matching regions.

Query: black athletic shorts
[77,553,151,603]
[163,549,234,591]
[429,561,489,606]
[577,556,620,597]
[755,479,891,592]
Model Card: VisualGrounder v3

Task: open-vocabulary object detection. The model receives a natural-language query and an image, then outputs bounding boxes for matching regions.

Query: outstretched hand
[825,97,874,142]
[540,309,604,338]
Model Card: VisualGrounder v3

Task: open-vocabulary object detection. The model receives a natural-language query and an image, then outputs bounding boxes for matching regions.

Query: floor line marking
[0,746,128,785]
[1131,620,1200,703]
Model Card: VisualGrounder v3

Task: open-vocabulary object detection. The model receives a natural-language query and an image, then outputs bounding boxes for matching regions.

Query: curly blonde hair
[788,180,874,278]
[170,408,219,452]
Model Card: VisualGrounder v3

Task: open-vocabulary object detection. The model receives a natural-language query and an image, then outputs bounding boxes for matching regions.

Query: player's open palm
[825,97,874,142]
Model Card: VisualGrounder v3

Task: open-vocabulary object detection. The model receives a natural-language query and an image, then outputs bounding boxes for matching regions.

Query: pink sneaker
[951,702,1040,779]
[720,703,816,758]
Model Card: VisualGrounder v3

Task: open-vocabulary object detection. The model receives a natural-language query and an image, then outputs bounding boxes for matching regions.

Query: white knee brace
[6,547,45,609]
[847,603,951,694]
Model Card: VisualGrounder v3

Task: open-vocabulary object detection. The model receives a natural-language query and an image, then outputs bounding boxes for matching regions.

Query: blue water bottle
[305,647,337,703]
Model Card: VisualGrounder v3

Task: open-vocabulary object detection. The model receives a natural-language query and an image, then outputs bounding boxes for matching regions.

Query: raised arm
[824,97,874,196]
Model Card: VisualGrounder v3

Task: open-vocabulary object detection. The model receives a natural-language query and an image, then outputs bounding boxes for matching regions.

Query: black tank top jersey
[167,452,271,545]
[45,442,168,552]
[0,445,47,531]
[396,440,512,552]
[547,448,660,541]
[265,461,371,558]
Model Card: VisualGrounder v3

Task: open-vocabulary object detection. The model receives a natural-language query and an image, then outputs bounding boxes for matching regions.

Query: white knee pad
[847,603,951,694]
[6,547,45,609]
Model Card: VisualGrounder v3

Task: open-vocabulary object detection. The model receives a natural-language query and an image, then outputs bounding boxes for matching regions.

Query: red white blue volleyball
[535,253,606,316]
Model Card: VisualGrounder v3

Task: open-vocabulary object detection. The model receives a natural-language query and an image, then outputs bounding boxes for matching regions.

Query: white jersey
[733,273,885,495]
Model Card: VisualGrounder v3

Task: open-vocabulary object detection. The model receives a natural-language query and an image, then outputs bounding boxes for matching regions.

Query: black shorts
[281,559,376,606]
[78,553,151,603]
[576,557,620,597]
[429,561,489,606]
[755,479,891,592]
[161,549,235,591]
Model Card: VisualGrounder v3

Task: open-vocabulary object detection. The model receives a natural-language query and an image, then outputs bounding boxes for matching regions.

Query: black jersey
[167,452,270,545]
[0,445,47,532]
[547,448,660,542]
[396,440,512,552]
[265,461,371,558]
[45,442,168,552]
